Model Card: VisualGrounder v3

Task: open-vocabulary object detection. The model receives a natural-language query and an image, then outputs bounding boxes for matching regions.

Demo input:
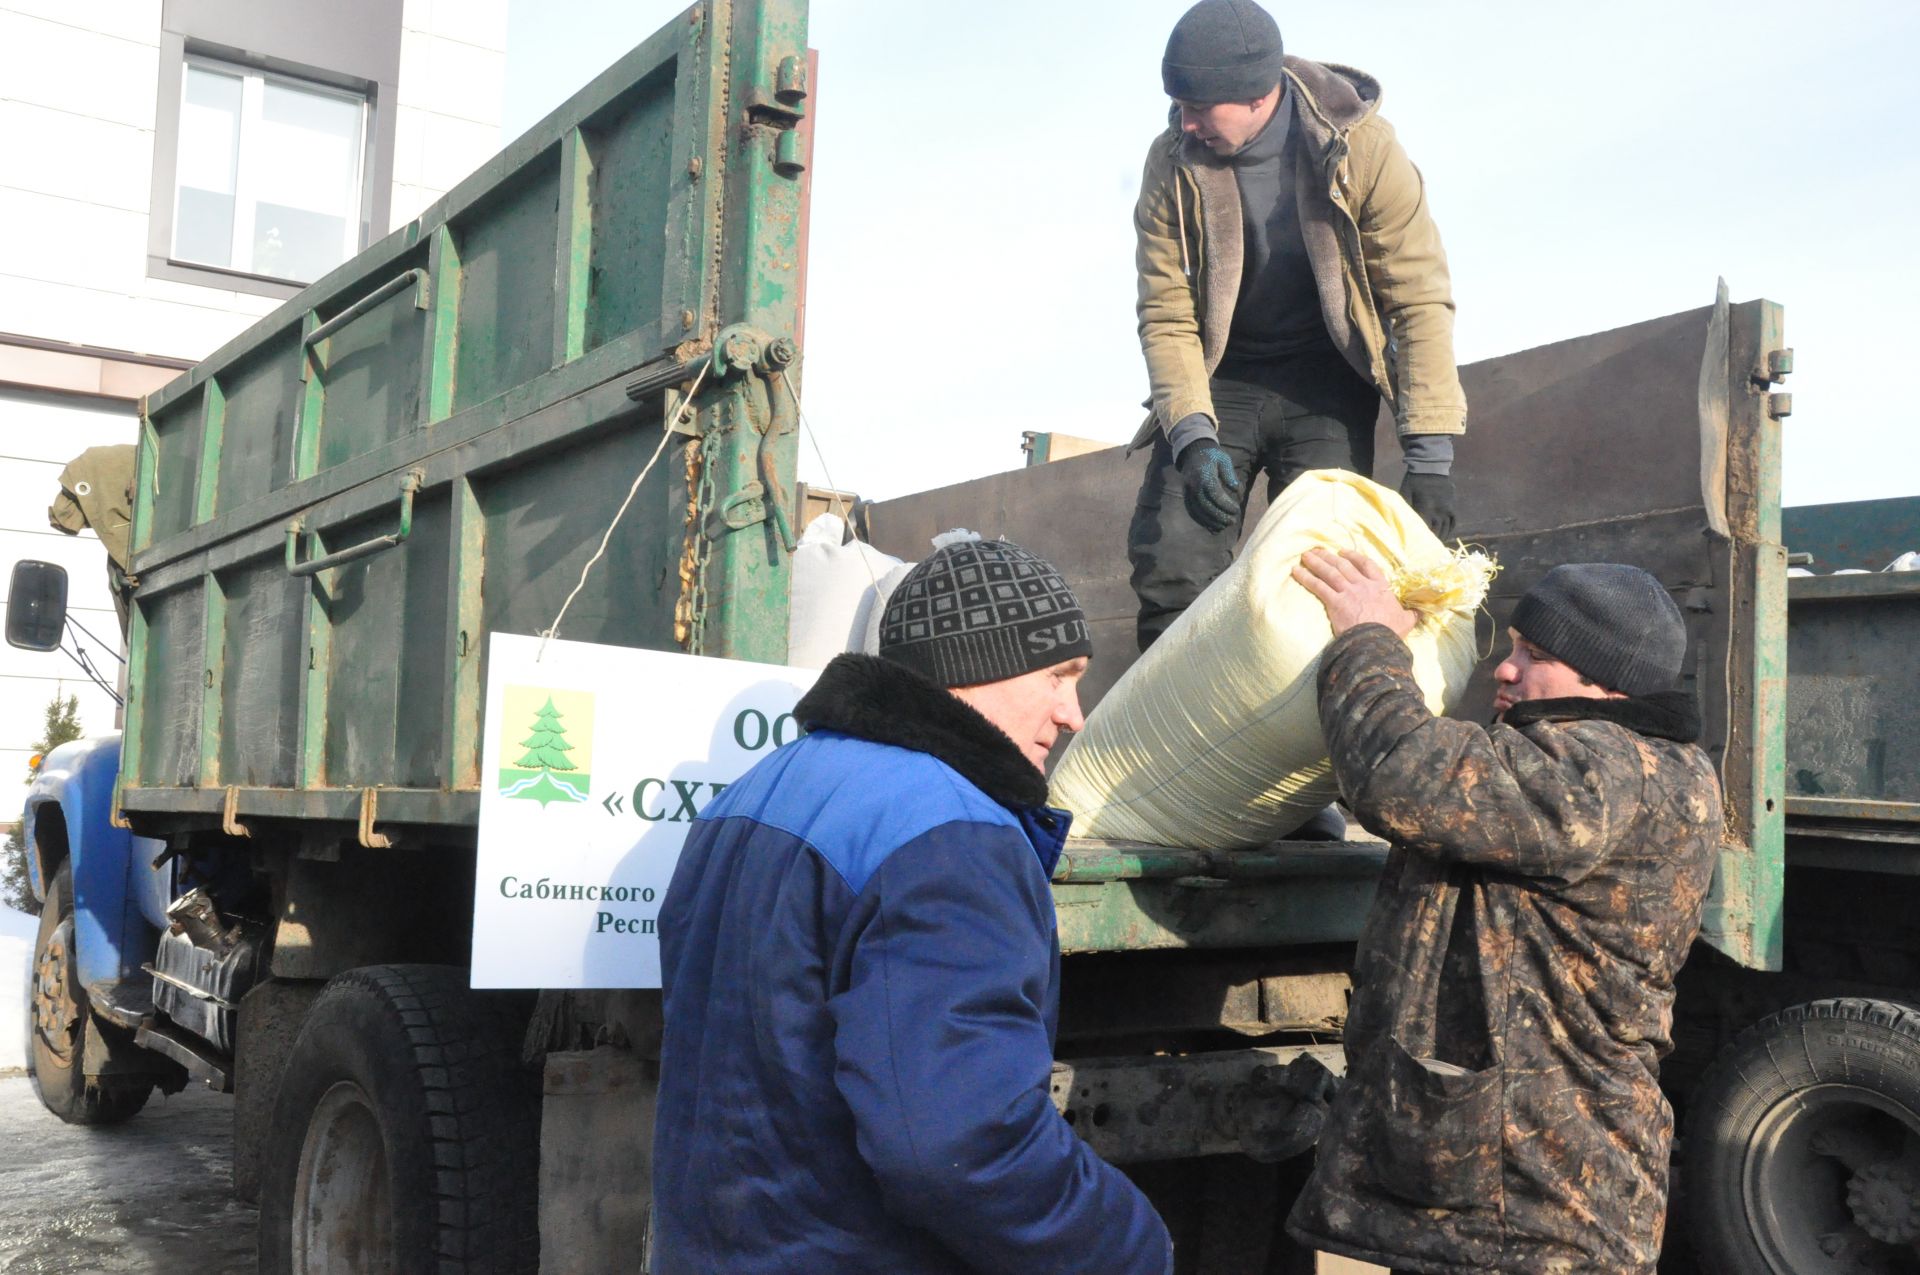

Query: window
[170,59,367,285]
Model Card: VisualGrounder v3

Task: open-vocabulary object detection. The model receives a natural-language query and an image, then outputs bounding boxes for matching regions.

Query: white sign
[470,632,819,989]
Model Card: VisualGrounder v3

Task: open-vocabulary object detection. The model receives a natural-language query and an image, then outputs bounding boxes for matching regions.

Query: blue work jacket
[654,654,1172,1274]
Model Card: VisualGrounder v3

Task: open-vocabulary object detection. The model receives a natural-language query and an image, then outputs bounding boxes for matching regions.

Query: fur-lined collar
[1501,691,1702,744]
[1165,56,1381,168]
[794,655,1049,810]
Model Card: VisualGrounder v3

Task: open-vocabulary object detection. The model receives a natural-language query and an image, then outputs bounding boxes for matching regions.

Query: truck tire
[1686,997,1920,1273]
[27,863,152,1125]
[257,965,539,1275]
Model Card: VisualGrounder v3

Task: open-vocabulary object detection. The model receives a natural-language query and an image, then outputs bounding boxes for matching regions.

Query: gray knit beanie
[879,536,1091,688]
[1509,564,1687,696]
[1162,0,1285,104]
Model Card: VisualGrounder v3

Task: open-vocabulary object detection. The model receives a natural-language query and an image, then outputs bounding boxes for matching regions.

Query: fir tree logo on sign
[499,686,595,806]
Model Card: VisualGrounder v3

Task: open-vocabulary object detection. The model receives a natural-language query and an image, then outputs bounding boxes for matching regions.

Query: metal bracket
[221,786,252,839]
[286,469,424,577]
[357,787,393,850]
[744,53,807,124]
[712,481,768,534]
[300,268,431,381]
[109,776,132,829]
[700,327,800,550]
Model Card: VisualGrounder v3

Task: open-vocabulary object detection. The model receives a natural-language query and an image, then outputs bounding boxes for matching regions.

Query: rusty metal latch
[109,776,132,829]
[700,326,800,551]
[713,481,769,533]
[221,786,252,839]
[286,469,424,577]
[357,787,392,849]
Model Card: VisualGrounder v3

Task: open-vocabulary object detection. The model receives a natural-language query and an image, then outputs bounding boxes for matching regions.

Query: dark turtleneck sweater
[1222,89,1332,364]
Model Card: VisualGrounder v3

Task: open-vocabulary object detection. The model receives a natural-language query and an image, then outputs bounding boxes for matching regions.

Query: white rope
[781,368,880,591]
[537,359,712,662]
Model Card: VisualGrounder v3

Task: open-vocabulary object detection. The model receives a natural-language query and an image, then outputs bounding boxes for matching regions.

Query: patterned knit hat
[878,535,1092,688]
[1510,563,1688,696]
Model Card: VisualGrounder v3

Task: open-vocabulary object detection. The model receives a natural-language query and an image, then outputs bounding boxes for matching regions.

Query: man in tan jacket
[1128,0,1467,650]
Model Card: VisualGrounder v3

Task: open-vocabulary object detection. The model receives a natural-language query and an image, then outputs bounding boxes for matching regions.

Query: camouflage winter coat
[1286,625,1721,1274]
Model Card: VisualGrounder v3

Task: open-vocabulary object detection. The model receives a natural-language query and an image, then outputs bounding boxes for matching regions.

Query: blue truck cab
[21,732,189,1120]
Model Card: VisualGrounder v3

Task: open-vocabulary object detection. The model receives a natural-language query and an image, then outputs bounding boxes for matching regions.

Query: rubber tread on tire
[28,863,152,1125]
[1685,996,1920,1274]
[258,964,539,1274]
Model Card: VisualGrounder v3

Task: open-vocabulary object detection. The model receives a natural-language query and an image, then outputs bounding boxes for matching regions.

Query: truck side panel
[121,0,814,838]
[868,299,1790,970]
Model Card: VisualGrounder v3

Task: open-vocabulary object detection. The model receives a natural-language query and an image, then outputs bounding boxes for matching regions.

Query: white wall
[0,3,281,358]
[0,393,132,824]
[0,3,508,819]
[0,1,509,359]
[394,0,510,229]
[0,903,34,1071]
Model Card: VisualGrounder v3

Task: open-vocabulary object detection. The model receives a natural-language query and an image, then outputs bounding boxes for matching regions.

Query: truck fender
[24,735,169,999]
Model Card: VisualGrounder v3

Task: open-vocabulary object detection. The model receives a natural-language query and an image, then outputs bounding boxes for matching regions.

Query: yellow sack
[1049,470,1492,849]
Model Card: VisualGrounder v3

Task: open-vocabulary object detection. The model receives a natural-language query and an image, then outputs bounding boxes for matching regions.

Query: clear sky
[505,0,1920,510]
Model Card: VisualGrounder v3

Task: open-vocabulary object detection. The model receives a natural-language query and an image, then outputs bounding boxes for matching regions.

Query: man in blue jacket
[654,536,1173,1274]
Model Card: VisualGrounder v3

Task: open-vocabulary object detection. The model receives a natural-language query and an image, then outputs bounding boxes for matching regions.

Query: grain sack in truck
[1049,469,1493,849]
[786,513,903,667]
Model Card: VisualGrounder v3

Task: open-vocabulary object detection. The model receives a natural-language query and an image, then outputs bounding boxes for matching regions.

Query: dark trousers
[1127,347,1378,651]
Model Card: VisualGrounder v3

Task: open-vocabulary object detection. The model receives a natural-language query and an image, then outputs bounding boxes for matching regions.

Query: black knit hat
[878,536,1092,688]
[1509,564,1688,696]
[1162,0,1285,104]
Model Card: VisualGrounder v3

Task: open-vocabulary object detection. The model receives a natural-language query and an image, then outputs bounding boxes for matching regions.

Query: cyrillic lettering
[734,708,769,751]
[634,778,666,821]
[670,779,703,822]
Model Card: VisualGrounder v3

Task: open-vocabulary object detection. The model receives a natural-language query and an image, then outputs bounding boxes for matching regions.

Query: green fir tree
[514,698,577,773]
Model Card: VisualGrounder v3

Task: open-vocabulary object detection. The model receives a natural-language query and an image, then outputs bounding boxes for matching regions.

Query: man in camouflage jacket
[1284,551,1722,1274]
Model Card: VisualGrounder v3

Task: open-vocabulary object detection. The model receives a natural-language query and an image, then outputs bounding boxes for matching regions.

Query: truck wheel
[28,863,152,1125]
[257,965,538,1275]
[1686,997,1920,1273]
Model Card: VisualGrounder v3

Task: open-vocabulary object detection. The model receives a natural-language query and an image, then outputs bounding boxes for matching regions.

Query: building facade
[0,0,506,804]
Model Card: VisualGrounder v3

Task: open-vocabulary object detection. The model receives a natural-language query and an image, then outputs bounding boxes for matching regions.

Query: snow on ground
[0,904,35,1073]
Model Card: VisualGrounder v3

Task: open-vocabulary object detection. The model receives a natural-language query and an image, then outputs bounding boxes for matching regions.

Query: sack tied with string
[1049,469,1494,850]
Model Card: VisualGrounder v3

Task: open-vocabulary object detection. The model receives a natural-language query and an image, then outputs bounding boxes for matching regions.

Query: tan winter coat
[1131,58,1466,450]
[1286,626,1722,1274]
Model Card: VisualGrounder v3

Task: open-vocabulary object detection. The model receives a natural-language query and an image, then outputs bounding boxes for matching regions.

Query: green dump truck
[19,1,1920,1271]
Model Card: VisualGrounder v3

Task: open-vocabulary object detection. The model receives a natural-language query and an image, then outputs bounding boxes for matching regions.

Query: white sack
[1049,470,1490,849]
[787,514,903,669]
[856,561,917,655]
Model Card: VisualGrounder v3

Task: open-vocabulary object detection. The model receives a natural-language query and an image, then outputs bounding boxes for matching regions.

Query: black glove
[1178,444,1242,534]
[1400,472,1456,541]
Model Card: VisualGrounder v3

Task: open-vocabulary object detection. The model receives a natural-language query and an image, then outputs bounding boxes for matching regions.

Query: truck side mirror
[7,560,69,652]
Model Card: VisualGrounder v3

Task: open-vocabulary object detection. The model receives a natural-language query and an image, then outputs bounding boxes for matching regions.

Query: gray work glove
[1399,434,1457,541]
[1178,442,1241,534]
[1400,473,1456,541]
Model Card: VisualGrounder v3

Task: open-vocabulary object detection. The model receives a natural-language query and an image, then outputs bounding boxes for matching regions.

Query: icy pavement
[0,1077,254,1274]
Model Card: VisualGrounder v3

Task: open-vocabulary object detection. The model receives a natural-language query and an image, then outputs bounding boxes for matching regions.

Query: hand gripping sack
[1049,470,1492,849]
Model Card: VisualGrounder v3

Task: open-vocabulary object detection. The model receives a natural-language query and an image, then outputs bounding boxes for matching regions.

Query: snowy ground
[0,904,36,1074]
[0,1077,254,1273]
